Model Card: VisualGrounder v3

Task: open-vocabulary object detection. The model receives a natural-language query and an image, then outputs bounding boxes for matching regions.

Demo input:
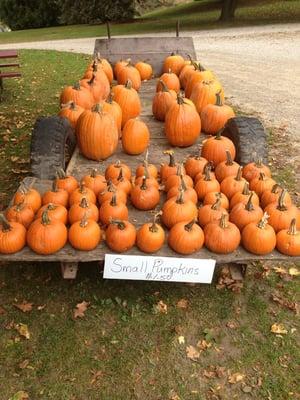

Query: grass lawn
[0,0,299,44]
[0,49,299,400]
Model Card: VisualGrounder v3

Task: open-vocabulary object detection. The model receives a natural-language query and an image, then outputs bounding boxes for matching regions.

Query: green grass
[0,49,300,400]
[0,0,299,44]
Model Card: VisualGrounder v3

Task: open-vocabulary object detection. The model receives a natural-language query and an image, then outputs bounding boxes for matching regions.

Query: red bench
[0,50,21,93]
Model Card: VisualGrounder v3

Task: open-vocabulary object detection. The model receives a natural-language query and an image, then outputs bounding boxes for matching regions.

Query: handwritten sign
[104,254,216,284]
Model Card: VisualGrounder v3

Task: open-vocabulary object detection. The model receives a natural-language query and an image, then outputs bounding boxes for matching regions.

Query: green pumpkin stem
[90,168,97,178]
[110,219,126,230]
[140,176,147,190]
[149,211,162,233]
[125,80,132,89]
[215,92,223,107]
[117,168,124,182]
[0,214,12,232]
[215,129,223,140]
[52,180,59,192]
[211,198,221,210]
[235,166,243,181]
[164,150,175,167]
[184,220,195,232]
[277,189,288,211]
[287,218,297,235]
[220,213,228,229]
[257,212,269,229]
[176,189,185,204]
[106,91,114,104]
[41,210,51,226]
[271,184,280,194]
[92,103,103,114]
[177,93,184,105]
[110,193,117,206]
[225,150,233,166]
[80,197,89,208]
[88,73,96,86]
[73,82,81,90]
[56,168,66,179]
[204,164,212,181]
[242,182,250,195]
[46,203,56,211]
[245,192,255,211]
[158,79,169,92]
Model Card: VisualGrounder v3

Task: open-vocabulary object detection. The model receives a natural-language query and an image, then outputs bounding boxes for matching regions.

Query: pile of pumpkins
[0,150,299,256]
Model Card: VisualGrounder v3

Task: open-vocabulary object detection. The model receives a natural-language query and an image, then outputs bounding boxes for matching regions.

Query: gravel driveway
[2,23,300,181]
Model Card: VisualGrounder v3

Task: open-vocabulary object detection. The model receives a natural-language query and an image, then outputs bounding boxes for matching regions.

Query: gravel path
[2,23,300,180]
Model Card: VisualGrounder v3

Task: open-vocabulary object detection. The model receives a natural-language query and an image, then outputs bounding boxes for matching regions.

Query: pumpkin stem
[92,103,103,114]
[41,210,51,226]
[235,166,243,181]
[215,92,223,107]
[46,203,56,211]
[14,201,25,212]
[106,180,115,193]
[277,189,288,211]
[125,80,132,89]
[177,93,184,105]
[73,82,81,90]
[245,192,255,211]
[140,176,147,190]
[52,180,59,192]
[287,218,297,235]
[242,182,250,195]
[110,193,117,206]
[79,182,86,193]
[158,79,169,92]
[80,213,89,228]
[0,214,12,232]
[180,174,187,191]
[271,183,280,194]
[198,63,206,72]
[204,164,212,181]
[184,220,195,232]
[56,168,66,179]
[220,213,228,229]
[149,211,162,233]
[106,91,114,104]
[61,101,76,110]
[176,189,185,204]
[164,150,175,167]
[225,150,233,166]
[110,219,126,230]
[90,168,97,178]
[259,172,265,181]
[257,212,269,229]
[255,158,263,167]
[215,129,223,140]
[117,168,124,182]
[80,197,89,208]
[211,198,221,210]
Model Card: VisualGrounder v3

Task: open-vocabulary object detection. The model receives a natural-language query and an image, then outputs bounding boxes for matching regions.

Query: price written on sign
[104,254,216,284]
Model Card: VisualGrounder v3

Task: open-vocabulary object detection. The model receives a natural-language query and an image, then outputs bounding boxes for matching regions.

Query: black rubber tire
[30,116,76,180]
[222,116,268,165]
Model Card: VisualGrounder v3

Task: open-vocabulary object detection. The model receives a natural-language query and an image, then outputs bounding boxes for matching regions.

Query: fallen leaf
[155,300,168,314]
[242,385,252,393]
[169,390,180,400]
[186,345,200,361]
[178,336,185,345]
[15,323,30,339]
[0,305,6,315]
[90,370,103,384]
[19,359,29,369]
[226,321,238,329]
[271,323,288,335]
[289,267,300,276]
[9,391,29,400]
[271,292,299,314]
[14,302,33,313]
[273,266,287,274]
[228,372,245,384]
[203,369,216,379]
[197,339,212,350]
[37,304,46,311]
[73,301,89,319]
[176,298,189,309]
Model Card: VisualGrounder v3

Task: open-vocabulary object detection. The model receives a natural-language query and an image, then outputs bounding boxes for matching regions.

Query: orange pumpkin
[136,149,158,179]
[136,213,165,253]
[164,164,193,192]
[260,184,292,209]
[122,118,150,155]
[242,213,276,255]
[163,53,185,75]
[215,150,240,182]
[99,193,129,225]
[156,70,180,93]
[105,219,136,252]
[203,191,230,210]
[14,185,41,213]
[96,55,113,83]
[60,82,93,110]
[201,130,236,167]
[6,201,34,229]
[58,101,84,129]
[55,169,78,194]
[114,59,130,78]
[229,182,260,210]
[152,80,177,121]
[168,220,204,254]
[36,203,68,225]
[81,169,107,197]
[112,168,132,195]
[220,167,247,199]
[42,181,69,208]
[162,189,198,229]
[167,176,198,204]
[179,58,196,89]
[190,81,224,114]
[68,197,99,224]
[105,160,132,181]
[69,215,101,251]
[276,218,300,256]
[249,173,276,198]
[160,150,181,182]
[184,153,208,180]
[69,183,96,206]
[195,166,220,200]
[0,214,26,254]
[135,61,153,81]
[131,177,160,210]
[102,92,122,136]
[98,180,127,205]
[201,93,235,135]
[185,63,215,98]
[112,80,142,127]
[80,72,110,102]
[198,198,228,228]
[265,190,300,232]
[117,62,141,91]
[242,159,271,182]
[229,193,264,231]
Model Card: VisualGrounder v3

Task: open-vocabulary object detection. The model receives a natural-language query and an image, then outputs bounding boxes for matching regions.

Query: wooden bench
[0,49,21,93]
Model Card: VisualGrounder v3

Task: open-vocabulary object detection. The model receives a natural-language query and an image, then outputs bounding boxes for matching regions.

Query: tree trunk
[219,0,238,21]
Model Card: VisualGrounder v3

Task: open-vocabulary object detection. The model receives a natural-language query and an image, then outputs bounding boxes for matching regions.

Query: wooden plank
[0,72,21,78]
[0,50,18,59]
[94,37,196,76]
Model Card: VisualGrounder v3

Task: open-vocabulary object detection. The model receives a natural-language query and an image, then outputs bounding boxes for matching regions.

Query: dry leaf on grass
[9,391,29,400]
[289,267,300,276]
[226,321,238,329]
[186,345,201,361]
[271,292,299,314]
[19,359,29,369]
[169,390,181,400]
[197,339,212,350]
[176,298,189,309]
[178,336,185,345]
[90,370,103,385]
[14,302,33,313]
[15,323,30,339]
[228,372,245,384]
[155,300,168,314]
[73,301,89,319]
[271,323,288,335]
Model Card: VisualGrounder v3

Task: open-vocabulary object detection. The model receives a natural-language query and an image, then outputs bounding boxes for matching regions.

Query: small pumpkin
[105,219,136,252]
[201,92,235,135]
[58,101,84,129]
[112,80,142,127]
[249,172,276,198]
[68,197,99,225]
[185,63,215,98]
[99,193,129,225]
[60,82,93,110]
[135,61,153,81]
[122,118,150,155]
[102,92,122,136]
[14,184,41,213]
[0,214,26,254]
[220,166,247,199]
[134,166,159,189]
[136,212,165,253]
[163,53,185,75]
[201,129,236,167]
[117,62,141,91]
[6,201,34,228]
[276,218,300,256]
[152,80,177,121]
[105,160,132,181]
[69,183,96,206]
[260,184,292,209]
[204,214,241,254]
[229,181,260,209]
[112,168,132,195]
[167,175,198,204]
[27,210,67,255]
[36,203,68,225]
[136,149,158,179]
[184,152,208,179]
[156,70,180,93]
[215,150,240,182]
[96,54,114,83]
[164,164,193,192]
[194,162,216,184]
[162,189,198,229]
[81,169,107,197]
[198,198,228,228]
[131,176,160,210]
[194,165,220,200]
[114,59,130,79]
[179,56,196,89]
[203,191,229,210]
[189,81,224,113]
[42,181,69,207]
[165,94,201,147]
[55,168,78,194]
[168,220,204,255]
[80,72,110,102]
[69,214,101,251]
[98,180,127,205]
[242,213,276,255]
[242,159,271,182]
[265,190,300,232]
[229,192,264,231]
[160,150,181,182]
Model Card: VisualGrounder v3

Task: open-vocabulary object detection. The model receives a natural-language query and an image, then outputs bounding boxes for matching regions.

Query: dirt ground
[3,23,299,183]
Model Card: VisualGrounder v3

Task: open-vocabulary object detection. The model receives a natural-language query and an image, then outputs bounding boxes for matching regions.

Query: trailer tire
[30,116,76,180]
[222,116,268,165]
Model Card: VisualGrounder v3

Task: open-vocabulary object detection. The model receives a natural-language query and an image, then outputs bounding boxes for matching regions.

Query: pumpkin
[229,181,260,209]
[136,213,165,253]
[27,210,67,255]
[134,166,159,189]
[184,152,208,179]
[160,150,181,182]
[194,162,216,183]
[80,72,110,102]
[99,193,129,225]
[114,59,130,78]
[68,197,99,224]
[198,198,228,228]
[112,168,132,195]
[201,131,236,168]
[112,80,142,127]
[81,169,107,197]
[189,81,224,113]
[156,70,180,93]
[215,150,240,182]
[102,92,122,136]
[249,172,276,198]
[242,213,276,255]
[69,183,96,206]
[276,218,300,256]
[265,190,300,232]
[162,189,198,229]
[98,181,127,205]
[69,215,101,251]
[96,55,113,83]
[185,63,215,98]
[136,149,158,179]
[167,175,198,204]
[6,201,34,229]
[260,184,292,209]
[164,164,193,192]
[168,220,204,254]
[203,191,229,210]
[122,118,150,155]
[105,219,136,252]
[36,203,68,225]
[58,101,84,129]
[105,160,132,181]
[201,93,235,135]
[229,193,264,231]
[131,176,160,210]
[204,214,241,254]
[152,80,177,121]
[163,53,185,75]
[135,61,153,81]
[0,214,26,254]
[220,166,246,199]
[194,165,220,200]
[60,82,93,109]
[242,159,271,182]
[76,103,118,161]
[55,169,78,194]
[42,181,69,208]
[165,95,201,147]
[117,62,141,91]
[179,57,196,89]
[14,185,41,213]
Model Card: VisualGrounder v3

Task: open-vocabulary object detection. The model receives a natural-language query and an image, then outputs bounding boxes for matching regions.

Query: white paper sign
[104,254,216,284]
